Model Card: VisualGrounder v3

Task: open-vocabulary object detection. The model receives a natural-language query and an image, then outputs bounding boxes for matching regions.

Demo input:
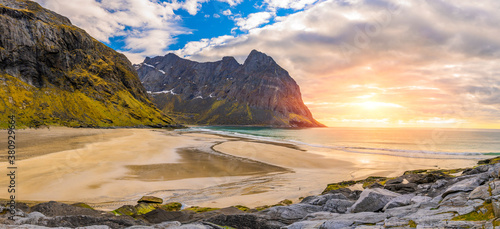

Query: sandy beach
[0,127,479,211]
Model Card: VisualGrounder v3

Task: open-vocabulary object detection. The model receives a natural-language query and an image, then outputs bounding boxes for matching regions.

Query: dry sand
[0,128,479,211]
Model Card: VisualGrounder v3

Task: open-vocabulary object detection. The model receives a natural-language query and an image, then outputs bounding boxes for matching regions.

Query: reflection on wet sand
[124,148,289,181]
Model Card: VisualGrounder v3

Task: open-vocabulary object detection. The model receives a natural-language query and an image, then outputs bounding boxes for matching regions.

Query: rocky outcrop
[0,0,174,128]
[6,159,500,228]
[136,50,324,127]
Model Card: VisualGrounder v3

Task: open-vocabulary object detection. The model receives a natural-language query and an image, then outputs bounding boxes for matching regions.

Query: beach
[0,127,480,211]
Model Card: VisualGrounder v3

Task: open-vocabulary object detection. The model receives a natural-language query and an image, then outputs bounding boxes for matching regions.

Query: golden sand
[0,128,478,210]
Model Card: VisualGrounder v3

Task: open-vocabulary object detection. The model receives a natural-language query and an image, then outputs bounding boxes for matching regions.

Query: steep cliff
[137,50,324,127]
[0,0,174,128]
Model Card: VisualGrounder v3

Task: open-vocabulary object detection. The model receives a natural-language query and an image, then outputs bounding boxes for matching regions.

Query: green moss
[408,220,417,228]
[183,206,220,213]
[279,199,293,206]
[254,205,272,211]
[0,74,173,128]
[452,203,494,221]
[111,205,137,216]
[404,169,428,175]
[135,203,159,215]
[233,205,250,212]
[322,180,356,194]
[159,202,182,211]
[71,203,94,210]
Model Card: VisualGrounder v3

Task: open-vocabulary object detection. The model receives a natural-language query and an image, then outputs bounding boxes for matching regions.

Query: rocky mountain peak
[137,50,324,127]
[0,0,174,127]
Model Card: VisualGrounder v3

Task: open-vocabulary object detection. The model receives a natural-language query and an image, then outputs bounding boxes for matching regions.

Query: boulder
[442,176,485,198]
[43,215,146,228]
[382,194,415,211]
[439,192,469,207]
[490,180,500,196]
[264,204,322,223]
[30,201,103,217]
[493,199,500,218]
[286,220,326,229]
[322,199,354,213]
[384,183,417,194]
[142,209,193,224]
[205,214,286,229]
[469,185,490,200]
[301,193,347,206]
[138,196,163,204]
[350,188,400,213]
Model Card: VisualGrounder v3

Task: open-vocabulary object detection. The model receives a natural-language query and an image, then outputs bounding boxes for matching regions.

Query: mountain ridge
[137,50,324,127]
[0,0,175,128]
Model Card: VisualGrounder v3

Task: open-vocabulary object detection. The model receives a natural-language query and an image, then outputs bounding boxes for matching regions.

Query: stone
[318,220,354,229]
[285,220,326,229]
[138,196,163,204]
[322,199,354,213]
[493,200,500,217]
[383,194,415,211]
[43,215,146,228]
[350,188,400,213]
[442,176,484,198]
[301,193,347,206]
[384,183,417,194]
[410,196,432,205]
[264,204,322,223]
[439,192,469,207]
[488,163,500,178]
[30,201,103,217]
[142,209,193,224]
[469,185,490,200]
[489,180,500,196]
[205,214,286,229]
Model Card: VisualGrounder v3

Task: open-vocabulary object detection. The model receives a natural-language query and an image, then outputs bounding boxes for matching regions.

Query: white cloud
[218,0,243,6]
[235,12,274,31]
[34,0,212,63]
[181,0,209,15]
[222,9,232,16]
[174,0,500,126]
[264,0,318,11]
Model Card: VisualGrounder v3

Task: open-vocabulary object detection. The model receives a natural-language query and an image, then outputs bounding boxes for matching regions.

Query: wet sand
[0,128,479,210]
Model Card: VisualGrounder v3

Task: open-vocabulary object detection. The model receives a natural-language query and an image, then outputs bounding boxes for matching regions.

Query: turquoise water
[180,126,500,159]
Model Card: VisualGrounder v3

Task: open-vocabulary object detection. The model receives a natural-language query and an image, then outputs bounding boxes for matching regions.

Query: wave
[181,127,493,159]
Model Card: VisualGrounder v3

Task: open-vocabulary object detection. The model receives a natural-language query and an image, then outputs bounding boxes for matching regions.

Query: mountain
[136,50,324,127]
[0,0,174,128]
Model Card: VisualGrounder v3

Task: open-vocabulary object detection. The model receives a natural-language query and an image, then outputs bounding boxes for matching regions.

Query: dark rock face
[137,50,324,127]
[30,201,102,217]
[0,0,173,128]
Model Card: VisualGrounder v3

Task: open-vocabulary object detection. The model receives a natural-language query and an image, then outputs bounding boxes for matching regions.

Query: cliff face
[137,50,324,127]
[0,0,174,128]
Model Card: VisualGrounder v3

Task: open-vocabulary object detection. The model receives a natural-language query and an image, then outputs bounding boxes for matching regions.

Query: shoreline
[0,127,481,211]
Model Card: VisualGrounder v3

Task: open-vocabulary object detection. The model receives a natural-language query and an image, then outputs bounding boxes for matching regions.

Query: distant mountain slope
[137,50,324,127]
[0,0,174,128]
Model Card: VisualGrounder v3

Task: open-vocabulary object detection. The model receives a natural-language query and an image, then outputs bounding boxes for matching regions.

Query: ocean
[180,126,500,160]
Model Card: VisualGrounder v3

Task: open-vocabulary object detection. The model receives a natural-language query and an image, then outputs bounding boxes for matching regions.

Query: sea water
[181,126,500,160]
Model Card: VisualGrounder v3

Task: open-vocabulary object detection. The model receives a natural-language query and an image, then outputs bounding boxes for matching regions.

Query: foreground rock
[4,157,500,228]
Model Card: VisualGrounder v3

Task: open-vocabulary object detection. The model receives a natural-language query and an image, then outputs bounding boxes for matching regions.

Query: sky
[34,0,500,129]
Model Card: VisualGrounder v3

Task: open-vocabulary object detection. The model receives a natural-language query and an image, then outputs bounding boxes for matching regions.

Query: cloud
[34,0,203,63]
[263,0,318,11]
[175,0,500,127]
[235,11,274,31]
[222,9,232,16]
[218,0,243,6]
